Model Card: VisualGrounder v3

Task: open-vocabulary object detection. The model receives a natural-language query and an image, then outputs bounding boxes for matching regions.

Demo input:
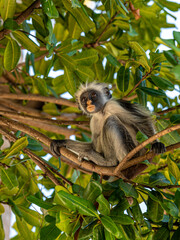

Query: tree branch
[0,93,77,108]
[1,116,179,180]
[0,110,89,126]
[157,105,180,115]
[0,0,41,40]
[123,66,155,98]
[114,124,180,175]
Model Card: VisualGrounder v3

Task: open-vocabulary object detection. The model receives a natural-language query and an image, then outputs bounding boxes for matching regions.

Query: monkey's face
[80,89,106,114]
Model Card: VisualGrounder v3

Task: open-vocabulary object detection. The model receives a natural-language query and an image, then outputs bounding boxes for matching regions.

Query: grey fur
[51,82,166,167]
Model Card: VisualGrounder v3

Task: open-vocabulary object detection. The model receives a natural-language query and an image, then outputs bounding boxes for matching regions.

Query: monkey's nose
[87,99,92,105]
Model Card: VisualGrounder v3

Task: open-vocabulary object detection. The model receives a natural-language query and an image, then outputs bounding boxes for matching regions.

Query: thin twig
[124,66,155,98]
[157,105,180,115]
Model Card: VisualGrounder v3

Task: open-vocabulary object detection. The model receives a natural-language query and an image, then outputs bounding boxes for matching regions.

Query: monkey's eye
[91,92,97,98]
[81,96,87,103]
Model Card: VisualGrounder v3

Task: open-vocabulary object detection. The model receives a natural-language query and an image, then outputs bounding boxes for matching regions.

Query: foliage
[0,0,180,239]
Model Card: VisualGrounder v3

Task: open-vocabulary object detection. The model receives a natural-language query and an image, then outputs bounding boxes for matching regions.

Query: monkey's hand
[50,140,66,157]
[151,142,166,154]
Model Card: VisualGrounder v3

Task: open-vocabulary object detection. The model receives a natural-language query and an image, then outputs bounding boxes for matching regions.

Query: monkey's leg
[50,139,115,167]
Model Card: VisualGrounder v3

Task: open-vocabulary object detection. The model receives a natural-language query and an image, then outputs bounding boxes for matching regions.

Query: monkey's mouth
[87,104,95,112]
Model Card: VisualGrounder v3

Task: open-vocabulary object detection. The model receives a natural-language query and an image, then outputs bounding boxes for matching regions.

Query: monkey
[50,82,166,174]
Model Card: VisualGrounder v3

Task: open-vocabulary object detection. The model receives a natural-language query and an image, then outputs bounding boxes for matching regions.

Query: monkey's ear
[104,87,112,99]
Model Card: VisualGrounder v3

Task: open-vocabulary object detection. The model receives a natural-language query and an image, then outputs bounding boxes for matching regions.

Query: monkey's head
[76,82,112,114]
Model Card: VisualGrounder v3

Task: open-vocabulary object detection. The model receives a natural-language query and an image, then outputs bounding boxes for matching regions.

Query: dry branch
[0,93,77,108]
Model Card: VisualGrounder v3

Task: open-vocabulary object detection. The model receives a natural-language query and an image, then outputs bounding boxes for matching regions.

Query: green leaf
[93,224,105,240]
[158,0,180,12]
[58,54,77,71]
[156,119,180,145]
[0,0,16,20]
[16,216,33,240]
[115,0,129,14]
[106,54,121,67]
[119,180,138,198]
[12,31,39,54]
[1,168,18,190]
[172,226,180,240]
[139,87,167,98]
[58,39,83,54]
[27,137,43,151]
[83,181,102,203]
[4,39,21,71]
[101,216,122,238]
[62,0,95,33]
[97,194,110,215]
[32,15,48,38]
[64,66,77,96]
[162,199,179,218]
[128,41,150,71]
[104,229,116,240]
[173,65,180,79]
[32,77,48,96]
[131,200,143,224]
[75,65,95,82]
[150,76,174,91]
[135,68,147,106]
[170,114,180,124]
[57,190,99,217]
[18,206,43,227]
[117,66,130,92]
[40,223,61,240]
[27,195,54,210]
[147,197,164,222]
[173,31,180,45]
[149,173,170,186]
[74,49,98,66]
[167,158,180,182]
[0,204,5,215]
[110,214,134,225]
[3,18,19,30]
[153,227,170,240]
[41,0,59,18]
[5,136,28,159]
[164,51,178,66]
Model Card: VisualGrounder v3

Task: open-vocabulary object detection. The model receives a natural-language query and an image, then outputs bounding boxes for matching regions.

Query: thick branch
[115,124,180,175]
[0,110,89,126]
[0,0,41,40]
[0,93,77,108]
[0,116,179,179]
[0,117,51,146]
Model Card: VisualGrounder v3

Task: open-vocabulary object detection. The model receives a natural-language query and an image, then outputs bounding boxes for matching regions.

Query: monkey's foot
[151,142,166,154]
[50,140,66,156]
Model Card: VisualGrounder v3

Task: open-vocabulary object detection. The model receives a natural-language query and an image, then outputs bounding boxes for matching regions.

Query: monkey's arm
[50,139,115,166]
